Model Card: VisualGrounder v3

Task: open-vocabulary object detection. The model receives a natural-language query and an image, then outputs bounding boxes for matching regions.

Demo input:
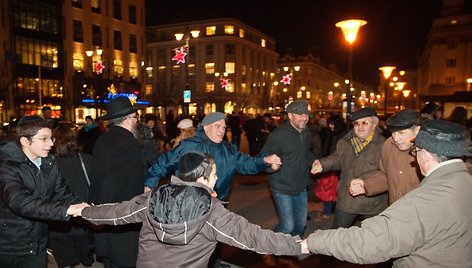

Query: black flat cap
[415,119,471,157]
[350,107,376,122]
[386,109,421,132]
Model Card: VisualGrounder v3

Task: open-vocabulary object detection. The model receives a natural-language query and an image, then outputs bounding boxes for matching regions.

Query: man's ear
[19,136,31,146]
[196,176,207,185]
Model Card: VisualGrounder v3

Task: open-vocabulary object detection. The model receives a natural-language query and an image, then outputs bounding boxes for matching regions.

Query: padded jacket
[83,176,302,267]
[0,141,80,256]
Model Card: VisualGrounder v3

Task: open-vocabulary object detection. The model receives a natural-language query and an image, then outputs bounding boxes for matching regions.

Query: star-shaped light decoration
[172,47,187,64]
[128,94,137,105]
[107,84,117,96]
[220,78,229,88]
[95,60,104,74]
[281,74,291,85]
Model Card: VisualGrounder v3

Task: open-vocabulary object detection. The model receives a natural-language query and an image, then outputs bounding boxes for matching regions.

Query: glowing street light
[379,66,396,115]
[336,19,367,122]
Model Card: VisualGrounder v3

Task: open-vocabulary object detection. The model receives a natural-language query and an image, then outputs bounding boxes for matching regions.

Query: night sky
[146,0,446,87]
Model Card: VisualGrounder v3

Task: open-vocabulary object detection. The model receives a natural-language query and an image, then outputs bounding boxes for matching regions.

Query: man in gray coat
[302,119,472,267]
[312,107,388,228]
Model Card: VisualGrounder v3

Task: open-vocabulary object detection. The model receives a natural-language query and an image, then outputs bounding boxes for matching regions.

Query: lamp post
[85,47,104,118]
[379,66,396,116]
[214,72,228,113]
[175,30,200,115]
[395,81,406,110]
[336,19,367,122]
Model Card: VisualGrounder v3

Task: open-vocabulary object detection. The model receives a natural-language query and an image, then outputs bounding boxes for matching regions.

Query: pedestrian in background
[89,97,146,268]
[137,114,160,167]
[48,124,95,268]
[172,118,196,149]
[77,115,102,155]
[0,116,87,268]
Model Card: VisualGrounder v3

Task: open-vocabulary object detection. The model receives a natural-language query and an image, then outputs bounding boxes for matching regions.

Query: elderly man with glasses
[312,107,388,228]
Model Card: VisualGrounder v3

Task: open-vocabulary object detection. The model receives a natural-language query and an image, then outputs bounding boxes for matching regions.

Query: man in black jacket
[89,97,146,268]
[0,116,87,268]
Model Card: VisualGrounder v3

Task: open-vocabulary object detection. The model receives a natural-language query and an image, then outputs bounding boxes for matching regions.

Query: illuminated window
[239,29,244,38]
[241,83,248,93]
[205,63,215,74]
[225,62,235,74]
[206,26,216,36]
[145,84,153,95]
[225,81,234,93]
[241,65,246,75]
[129,62,138,78]
[306,91,311,99]
[261,39,266,48]
[73,53,84,71]
[297,91,302,98]
[205,82,215,92]
[91,0,100,13]
[114,59,123,75]
[188,64,195,76]
[224,25,234,34]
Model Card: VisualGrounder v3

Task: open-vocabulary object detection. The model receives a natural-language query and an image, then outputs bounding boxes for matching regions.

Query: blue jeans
[272,190,307,237]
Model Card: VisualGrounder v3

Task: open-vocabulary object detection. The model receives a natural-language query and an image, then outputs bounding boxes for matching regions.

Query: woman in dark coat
[48,124,94,267]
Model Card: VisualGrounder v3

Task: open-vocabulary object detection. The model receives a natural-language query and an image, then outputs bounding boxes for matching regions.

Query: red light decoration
[172,47,187,64]
[281,74,291,85]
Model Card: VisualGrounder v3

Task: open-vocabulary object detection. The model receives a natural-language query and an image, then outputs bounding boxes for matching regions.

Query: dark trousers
[334,207,375,228]
[0,251,47,268]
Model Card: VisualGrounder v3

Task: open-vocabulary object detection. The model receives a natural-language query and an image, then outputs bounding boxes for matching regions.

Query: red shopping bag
[314,171,338,202]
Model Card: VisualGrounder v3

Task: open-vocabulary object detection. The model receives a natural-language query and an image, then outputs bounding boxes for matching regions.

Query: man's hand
[349,178,366,196]
[300,239,310,254]
[66,202,90,217]
[144,186,151,193]
[311,160,322,174]
[263,154,282,166]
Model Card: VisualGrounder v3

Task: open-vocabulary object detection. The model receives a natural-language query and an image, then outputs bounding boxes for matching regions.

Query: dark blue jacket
[145,127,269,201]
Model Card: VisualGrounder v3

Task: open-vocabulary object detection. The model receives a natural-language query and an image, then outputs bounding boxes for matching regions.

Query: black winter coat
[0,141,80,256]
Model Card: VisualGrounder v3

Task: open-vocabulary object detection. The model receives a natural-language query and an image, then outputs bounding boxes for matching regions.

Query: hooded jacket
[0,141,80,256]
[82,176,301,267]
[145,127,269,201]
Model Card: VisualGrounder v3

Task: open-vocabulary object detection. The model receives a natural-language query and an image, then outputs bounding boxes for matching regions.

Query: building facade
[0,0,145,123]
[146,18,278,117]
[418,0,472,117]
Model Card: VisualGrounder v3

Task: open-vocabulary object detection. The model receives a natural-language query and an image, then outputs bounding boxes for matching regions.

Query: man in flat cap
[312,107,388,228]
[89,96,146,268]
[145,112,282,202]
[349,109,425,204]
[259,100,318,266]
[301,119,472,267]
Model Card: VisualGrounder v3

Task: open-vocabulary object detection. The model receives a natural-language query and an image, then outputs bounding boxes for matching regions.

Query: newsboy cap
[386,109,421,132]
[350,107,377,122]
[100,97,138,120]
[177,118,194,129]
[415,119,471,157]
[286,100,311,115]
[201,112,225,126]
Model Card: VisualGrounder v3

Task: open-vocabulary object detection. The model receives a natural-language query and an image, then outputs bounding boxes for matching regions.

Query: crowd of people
[0,97,471,268]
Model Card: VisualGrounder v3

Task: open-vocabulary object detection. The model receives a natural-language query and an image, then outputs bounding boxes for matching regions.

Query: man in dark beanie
[349,109,425,204]
[301,119,472,267]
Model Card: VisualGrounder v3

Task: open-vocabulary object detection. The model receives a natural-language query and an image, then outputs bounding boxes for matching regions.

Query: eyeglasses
[31,136,55,143]
[352,120,372,127]
[409,146,423,157]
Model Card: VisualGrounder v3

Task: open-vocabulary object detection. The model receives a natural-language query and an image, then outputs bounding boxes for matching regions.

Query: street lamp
[379,66,396,116]
[336,19,367,122]
[85,47,104,118]
[467,78,472,91]
[175,30,200,115]
[395,81,406,110]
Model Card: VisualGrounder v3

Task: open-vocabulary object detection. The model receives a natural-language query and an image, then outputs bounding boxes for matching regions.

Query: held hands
[66,202,90,217]
[144,186,152,193]
[311,160,322,174]
[263,154,282,171]
[349,178,366,196]
[300,239,310,254]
